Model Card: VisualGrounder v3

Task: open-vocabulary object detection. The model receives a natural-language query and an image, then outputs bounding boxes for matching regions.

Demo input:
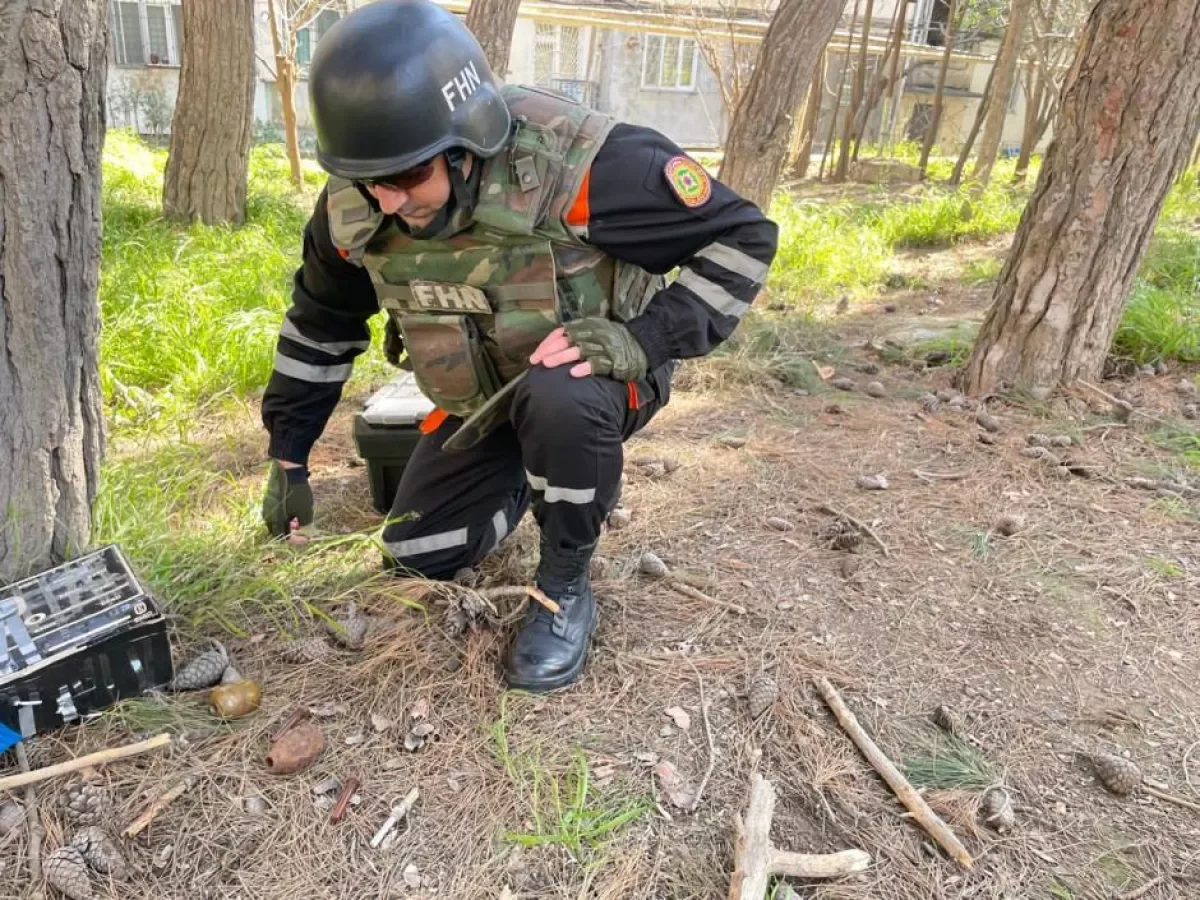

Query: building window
[641,34,698,91]
[110,1,182,66]
[533,23,583,83]
[295,10,341,69]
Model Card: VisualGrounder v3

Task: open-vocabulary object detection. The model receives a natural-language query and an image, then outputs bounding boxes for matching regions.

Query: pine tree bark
[834,0,874,181]
[790,55,825,180]
[920,0,959,176]
[972,0,1034,186]
[0,0,107,581]
[963,0,1200,395]
[266,0,303,188]
[465,0,522,78]
[949,57,997,185]
[163,0,256,225]
[719,0,844,208]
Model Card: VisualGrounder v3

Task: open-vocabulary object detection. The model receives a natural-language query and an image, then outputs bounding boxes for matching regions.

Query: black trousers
[380,361,674,579]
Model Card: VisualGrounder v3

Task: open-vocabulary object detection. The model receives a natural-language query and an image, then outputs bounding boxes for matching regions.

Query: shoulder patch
[664,155,711,208]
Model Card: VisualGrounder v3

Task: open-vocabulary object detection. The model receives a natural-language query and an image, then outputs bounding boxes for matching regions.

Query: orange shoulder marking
[566,168,592,227]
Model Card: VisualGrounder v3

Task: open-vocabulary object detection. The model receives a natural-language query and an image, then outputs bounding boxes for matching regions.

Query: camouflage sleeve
[261,185,380,465]
[580,124,778,370]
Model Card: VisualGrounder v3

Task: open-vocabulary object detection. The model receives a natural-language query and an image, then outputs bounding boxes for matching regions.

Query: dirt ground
[3,245,1200,900]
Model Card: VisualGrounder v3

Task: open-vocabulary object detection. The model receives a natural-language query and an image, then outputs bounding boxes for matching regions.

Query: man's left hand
[530,319,648,382]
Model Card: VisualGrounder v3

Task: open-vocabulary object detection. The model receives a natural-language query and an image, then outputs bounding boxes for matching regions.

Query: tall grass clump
[1114,169,1200,363]
[100,131,387,432]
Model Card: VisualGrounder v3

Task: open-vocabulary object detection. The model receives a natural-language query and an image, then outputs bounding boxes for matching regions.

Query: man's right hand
[262,460,314,538]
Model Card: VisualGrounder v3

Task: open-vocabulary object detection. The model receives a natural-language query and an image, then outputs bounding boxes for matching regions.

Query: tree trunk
[963,0,1200,396]
[949,56,997,185]
[163,0,256,225]
[1012,61,1046,184]
[882,0,911,152]
[820,0,861,180]
[834,0,875,181]
[791,54,826,180]
[266,0,303,188]
[851,0,905,160]
[465,0,522,78]
[920,0,959,177]
[719,0,844,209]
[971,0,1034,186]
[0,0,107,581]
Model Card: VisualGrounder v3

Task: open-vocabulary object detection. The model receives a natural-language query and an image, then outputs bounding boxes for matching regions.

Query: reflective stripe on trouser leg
[511,365,629,553]
[381,409,529,581]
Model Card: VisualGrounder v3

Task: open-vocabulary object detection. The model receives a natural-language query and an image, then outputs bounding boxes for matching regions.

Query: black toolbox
[1,545,174,737]
[352,371,436,514]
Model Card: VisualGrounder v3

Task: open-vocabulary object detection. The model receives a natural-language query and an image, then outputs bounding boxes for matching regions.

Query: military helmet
[308,0,512,179]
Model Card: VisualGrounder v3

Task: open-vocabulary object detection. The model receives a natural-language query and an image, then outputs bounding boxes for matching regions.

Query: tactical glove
[562,318,649,383]
[262,460,314,538]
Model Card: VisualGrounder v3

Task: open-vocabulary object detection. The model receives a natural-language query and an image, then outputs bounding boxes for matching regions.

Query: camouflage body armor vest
[326,84,665,427]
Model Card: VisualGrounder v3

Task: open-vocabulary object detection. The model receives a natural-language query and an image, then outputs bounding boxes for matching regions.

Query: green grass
[903,734,998,790]
[767,159,1031,309]
[488,695,651,858]
[100,130,390,433]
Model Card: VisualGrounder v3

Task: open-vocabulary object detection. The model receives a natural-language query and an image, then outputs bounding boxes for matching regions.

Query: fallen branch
[123,775,196,839]
[1076,380,1170,427]
[817,505,890,558]
[1143,783,1200,815]
[814,677,973,870]
[0,734,172,794]
[730,772,871,899]
[913,470,967,483]
[479,585,560,615]
[668,579,747,616]
[14,743,41,883]
[686,660,717,813]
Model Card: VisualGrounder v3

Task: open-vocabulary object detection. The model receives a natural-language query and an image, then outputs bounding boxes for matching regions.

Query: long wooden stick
[0,734,172,794]
[14,743,41,883]
[814,677,974,869]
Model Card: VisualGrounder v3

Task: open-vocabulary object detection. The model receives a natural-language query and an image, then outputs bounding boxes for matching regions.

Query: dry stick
[479,585,560,615]
[14,743,41,883]
[1116,876,1166,900]
[123,775,196,839]
[686,659,717,813]
[1076,380,1172,427]
[1142,783,1200,815]
[913,470,968,482]
[817,504,890,558]
[814,677,974,870]
[668,579,747,616]
[0,733,172,794]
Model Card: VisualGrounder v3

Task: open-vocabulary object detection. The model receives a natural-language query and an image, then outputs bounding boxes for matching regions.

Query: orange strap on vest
[420,408,448,434]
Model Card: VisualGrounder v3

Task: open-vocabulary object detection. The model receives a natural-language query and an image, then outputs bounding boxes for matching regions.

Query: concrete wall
[590,28,727,148]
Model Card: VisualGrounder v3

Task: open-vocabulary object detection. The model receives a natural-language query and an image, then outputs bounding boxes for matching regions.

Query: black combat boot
[505,536,598,692]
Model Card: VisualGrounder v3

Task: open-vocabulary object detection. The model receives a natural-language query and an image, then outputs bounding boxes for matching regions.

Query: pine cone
[279,637,334,665]
[64,781,107,828]
[169,643,229,691]
[820,517,861,551]
[0,800,24,837]
[980,787,1015,833]
[71,826,129,880]
[1091,753,1142,795]
[747,675,779,720]
[325,602,369,650]
[44,845,93,900]
[932,704,962,735]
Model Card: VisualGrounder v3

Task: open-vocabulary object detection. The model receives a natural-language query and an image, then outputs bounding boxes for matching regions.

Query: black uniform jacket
[262,122,780,465]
